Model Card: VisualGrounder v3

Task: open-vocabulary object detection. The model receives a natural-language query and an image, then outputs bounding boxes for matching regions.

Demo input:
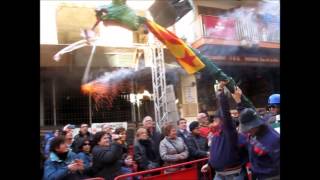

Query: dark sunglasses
[268,105,278,108]
[83,143,90,146]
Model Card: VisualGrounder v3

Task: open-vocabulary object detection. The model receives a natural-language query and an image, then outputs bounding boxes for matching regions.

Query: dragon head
[93,0,146,31]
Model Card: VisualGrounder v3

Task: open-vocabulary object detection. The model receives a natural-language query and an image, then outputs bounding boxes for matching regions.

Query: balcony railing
[196,15,279,43]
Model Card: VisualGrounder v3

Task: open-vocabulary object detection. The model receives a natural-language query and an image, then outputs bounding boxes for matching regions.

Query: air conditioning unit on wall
[149,0,193,28]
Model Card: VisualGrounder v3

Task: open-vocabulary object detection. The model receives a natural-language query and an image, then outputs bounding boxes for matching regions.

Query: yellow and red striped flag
[145,20,205,74]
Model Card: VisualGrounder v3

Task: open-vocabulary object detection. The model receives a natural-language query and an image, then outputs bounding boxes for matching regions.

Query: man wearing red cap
[201,81,247,180]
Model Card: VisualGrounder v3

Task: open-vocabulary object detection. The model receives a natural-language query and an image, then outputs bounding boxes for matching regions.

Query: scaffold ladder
[145,44,168,132]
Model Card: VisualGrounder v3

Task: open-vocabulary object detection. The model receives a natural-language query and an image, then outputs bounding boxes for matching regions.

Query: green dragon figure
[92,0,145,31]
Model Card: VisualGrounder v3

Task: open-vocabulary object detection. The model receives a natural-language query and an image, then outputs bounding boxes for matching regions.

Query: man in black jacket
[142,116,163,165]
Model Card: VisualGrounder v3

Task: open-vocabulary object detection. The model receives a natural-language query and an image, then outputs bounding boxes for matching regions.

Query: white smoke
[258,0,280,16]
[225,0,280,46]
[95,68,135,84]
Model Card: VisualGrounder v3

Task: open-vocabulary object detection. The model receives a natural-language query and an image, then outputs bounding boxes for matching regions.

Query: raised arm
[216,81,235,131]
[231,86,255,111]
[95,143,123,164]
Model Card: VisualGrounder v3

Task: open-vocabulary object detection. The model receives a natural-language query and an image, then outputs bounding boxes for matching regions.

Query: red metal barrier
[114,158,210,180]
[246,162,252,180]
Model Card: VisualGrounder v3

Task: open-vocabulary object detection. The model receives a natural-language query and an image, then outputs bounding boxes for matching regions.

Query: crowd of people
[40,81,280,180]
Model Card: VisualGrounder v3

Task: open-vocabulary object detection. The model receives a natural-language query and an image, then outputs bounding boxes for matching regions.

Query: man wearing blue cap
[267,94,280,133]
[262,94,280,133]
[267,94,280,117]
[233,88,280,180]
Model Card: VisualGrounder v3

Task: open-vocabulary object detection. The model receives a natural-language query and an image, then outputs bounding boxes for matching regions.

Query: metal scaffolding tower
[145,44,168,132]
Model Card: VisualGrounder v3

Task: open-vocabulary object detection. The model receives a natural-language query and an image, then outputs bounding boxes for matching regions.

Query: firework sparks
[81,69,134,109]
[82,80,132,109]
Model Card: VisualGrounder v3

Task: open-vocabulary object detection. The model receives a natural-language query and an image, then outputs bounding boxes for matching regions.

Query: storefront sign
[183,86,197,103]
[91,122,128,132]
[209,55,279,64]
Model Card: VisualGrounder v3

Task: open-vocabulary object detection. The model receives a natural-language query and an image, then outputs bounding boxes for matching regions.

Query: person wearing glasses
[77,138,92,169]
[74,138,93,178]
[72,123,93,153]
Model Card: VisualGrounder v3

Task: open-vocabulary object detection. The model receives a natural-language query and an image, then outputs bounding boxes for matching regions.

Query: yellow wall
[56,3,97,44]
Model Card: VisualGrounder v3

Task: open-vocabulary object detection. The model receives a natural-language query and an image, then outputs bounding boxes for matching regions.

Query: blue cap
[268,94,280,105]
[63,124,75,131]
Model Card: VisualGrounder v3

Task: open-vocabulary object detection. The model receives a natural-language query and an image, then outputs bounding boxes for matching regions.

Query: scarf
[56,152,68,161]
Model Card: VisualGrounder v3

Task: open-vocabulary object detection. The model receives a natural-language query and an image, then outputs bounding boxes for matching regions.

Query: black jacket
[147,128,163,164]
[91,143,124,180]
[186,134,209,160]
[134,139,159,171]
[71,132,93,153]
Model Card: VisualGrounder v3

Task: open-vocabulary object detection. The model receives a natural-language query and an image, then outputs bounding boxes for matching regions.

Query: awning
[192,38,279,67]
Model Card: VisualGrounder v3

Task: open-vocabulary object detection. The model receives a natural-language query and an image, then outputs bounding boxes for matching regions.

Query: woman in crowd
[187,121,209,160]
[114,127,134,176]
[91,131,125,180]
[159,124,189,173]
[134,127,159,171]
[43,136,84,180]
[76,138,92,170]
[76,138,93,179]
[44,129,62,158]
[186,121,210,180]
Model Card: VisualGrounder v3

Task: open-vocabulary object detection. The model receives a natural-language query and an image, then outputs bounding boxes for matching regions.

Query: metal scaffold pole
[147,43,168,132]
